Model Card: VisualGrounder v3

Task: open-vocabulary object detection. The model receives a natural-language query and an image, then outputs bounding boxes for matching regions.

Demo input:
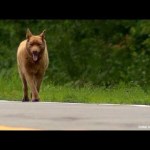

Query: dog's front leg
[25,73,40,102]
[35,73,44,93]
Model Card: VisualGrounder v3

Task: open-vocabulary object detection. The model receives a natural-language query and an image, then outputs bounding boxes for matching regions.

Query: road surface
[0,100,150,130]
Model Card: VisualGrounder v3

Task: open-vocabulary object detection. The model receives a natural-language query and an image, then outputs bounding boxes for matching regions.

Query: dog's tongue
[33,54,38,61]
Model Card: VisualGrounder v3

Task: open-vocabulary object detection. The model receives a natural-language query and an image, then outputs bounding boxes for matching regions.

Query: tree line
[0,20,150,87]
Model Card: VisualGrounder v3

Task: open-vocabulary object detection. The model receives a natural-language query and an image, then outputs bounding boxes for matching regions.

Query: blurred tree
[1,20,150,87]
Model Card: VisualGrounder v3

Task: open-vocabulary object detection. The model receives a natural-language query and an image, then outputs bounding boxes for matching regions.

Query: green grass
[0,72,150,105]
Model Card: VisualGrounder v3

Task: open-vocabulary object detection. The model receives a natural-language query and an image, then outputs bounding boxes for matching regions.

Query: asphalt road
[0,100,150,130]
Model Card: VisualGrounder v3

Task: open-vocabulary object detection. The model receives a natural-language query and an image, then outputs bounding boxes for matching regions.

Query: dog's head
[26,28,46,62]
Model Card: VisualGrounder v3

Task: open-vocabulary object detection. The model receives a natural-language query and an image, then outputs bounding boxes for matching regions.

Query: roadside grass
[41,82,150,105]
[0,72,150,105]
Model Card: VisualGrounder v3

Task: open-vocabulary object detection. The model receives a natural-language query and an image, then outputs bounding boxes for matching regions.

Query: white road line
[0,100,150,107]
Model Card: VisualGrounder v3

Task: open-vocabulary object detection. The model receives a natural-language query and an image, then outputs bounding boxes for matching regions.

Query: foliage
[1,20,150,88]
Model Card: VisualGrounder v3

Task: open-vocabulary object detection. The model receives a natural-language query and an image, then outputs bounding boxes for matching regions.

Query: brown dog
[17,29,49,102]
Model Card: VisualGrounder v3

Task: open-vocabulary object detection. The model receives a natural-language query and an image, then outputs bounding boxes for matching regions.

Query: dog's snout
[33,51,38,55]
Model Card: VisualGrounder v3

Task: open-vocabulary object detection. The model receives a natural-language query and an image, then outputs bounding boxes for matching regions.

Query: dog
[17,28,49,102]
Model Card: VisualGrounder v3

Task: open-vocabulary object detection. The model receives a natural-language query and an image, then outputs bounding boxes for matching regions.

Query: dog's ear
[40,29,46,40]
[26,28,32,39]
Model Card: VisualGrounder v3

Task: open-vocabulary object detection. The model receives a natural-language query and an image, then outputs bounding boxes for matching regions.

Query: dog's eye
[29,43,33,46]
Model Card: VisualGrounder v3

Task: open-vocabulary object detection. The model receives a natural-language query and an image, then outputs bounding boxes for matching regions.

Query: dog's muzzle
[32,51,39,62]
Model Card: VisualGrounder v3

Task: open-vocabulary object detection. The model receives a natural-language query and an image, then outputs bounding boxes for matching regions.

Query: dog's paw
[22,97,30,102]
[32,99,39,102]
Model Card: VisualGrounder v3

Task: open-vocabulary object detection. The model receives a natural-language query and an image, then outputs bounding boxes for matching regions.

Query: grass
[0,72,150,105]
